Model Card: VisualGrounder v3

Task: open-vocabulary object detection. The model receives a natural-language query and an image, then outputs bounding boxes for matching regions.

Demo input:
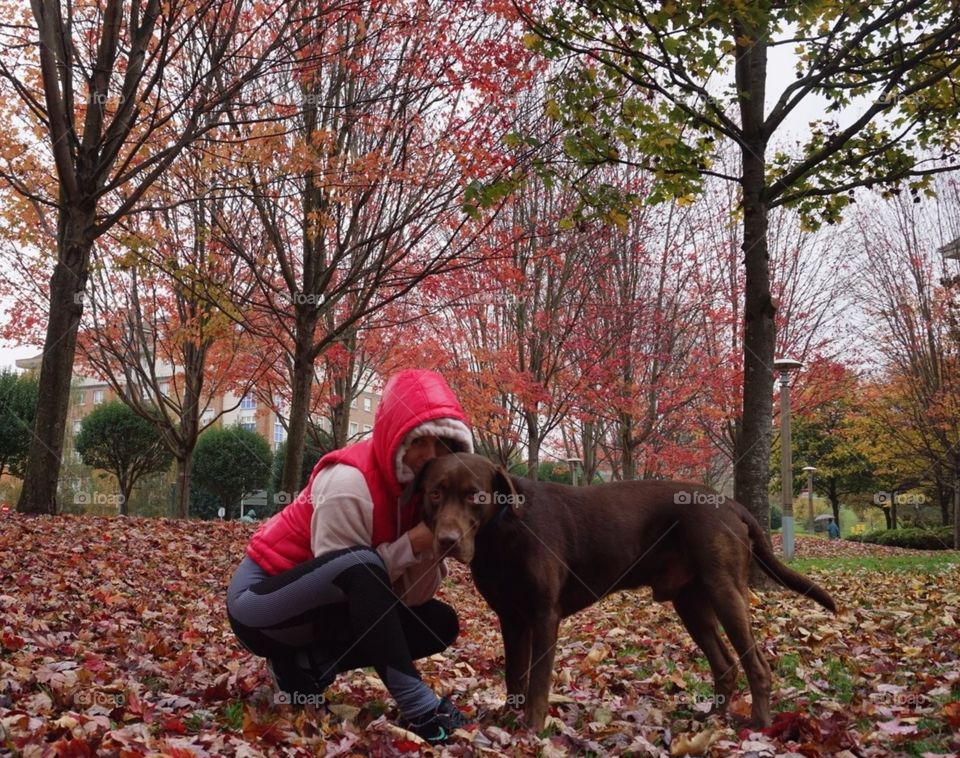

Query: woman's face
[403,435,440,475]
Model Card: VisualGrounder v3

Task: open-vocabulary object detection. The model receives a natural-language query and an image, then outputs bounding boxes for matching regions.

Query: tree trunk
[119,477,132,517]
[281,337,315,501]
[17,214,93,515]
[580,419,599,484]
[619,413,635,481]
[828,480,840,523]
[525,411,541,480]
[953,457,959,550]
[174,453,193,519]
[331,398,350,449]
[732,19,773,584]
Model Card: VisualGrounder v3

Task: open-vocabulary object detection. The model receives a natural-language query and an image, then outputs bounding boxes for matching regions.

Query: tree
[270,424,336,502]
[78,154,270,518]
[213,1,531,499]
[192,425,272,519]
[74,401,173,515]
[776,367,876,524]
[516,0,960,538]
[855,184,960,542]
[0,370,39,479]
[0,0,316,514]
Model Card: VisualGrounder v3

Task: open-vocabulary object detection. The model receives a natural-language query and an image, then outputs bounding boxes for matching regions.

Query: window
[93,389,104,405]
[72,450,82,464]
[363,424,372,436]
[363,397,372,412]
[160,382,170,397]
[240,421,256,432]
[240,393,256,410]
[274,422,286,445]
[350,397,358,409]
[73,421,82,435]
[349,422,359,437]
[76,390,86,406]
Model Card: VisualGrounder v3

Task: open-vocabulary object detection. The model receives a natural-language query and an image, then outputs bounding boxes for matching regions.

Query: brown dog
[417,453,837,731]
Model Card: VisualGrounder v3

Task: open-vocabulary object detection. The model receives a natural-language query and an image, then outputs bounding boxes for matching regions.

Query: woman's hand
[407,522,435,555]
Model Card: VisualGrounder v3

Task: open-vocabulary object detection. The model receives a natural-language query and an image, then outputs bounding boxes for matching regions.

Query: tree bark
[525,411,541,480]
[17,211,93,514]
[619,413,636,481]
[173,454,193,519]
[953,456,959,549]
[732,18,775,585]
[119,476,132,516]
[281,331,316,500]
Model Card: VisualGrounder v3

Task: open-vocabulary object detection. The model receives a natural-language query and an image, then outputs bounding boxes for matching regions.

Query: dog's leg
[499,613,531,710]
[673,587,738,715]
[707,583,772,727]
[524,608,560,732]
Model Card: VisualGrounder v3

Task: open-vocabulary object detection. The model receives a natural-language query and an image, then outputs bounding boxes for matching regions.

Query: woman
[227,370,472,743]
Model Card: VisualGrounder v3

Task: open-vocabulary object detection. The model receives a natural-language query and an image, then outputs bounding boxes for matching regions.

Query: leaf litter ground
[1,514,958,756]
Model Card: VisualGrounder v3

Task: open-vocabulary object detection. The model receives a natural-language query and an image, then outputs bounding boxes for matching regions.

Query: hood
[372,370,471,495]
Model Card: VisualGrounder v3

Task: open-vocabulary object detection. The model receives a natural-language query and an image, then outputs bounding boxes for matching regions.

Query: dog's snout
[436,527,462,554]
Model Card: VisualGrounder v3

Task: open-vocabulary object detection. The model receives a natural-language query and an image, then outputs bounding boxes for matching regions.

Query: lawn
[1,514,958,756]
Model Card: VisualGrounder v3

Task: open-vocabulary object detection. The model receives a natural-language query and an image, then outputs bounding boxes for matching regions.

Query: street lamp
[774,357,803,561]
[803,466,817,532]
[566,457,583,486]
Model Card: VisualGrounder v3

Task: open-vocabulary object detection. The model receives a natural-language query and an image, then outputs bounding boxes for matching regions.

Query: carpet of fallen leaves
[1,513,959,757]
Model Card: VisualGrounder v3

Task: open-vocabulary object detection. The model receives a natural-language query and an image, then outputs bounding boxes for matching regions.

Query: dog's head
[415,452,520,564]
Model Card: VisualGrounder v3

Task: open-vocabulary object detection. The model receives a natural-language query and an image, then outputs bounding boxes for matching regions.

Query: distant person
[827,517,840,540]
[226,370,472,744]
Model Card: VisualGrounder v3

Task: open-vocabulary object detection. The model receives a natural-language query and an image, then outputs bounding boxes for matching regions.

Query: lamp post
[774,358,803,561]
[566,457,583,486]
[803,466,817,532]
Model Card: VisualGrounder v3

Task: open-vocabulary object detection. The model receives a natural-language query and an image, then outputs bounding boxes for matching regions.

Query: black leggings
[226,547,458,678]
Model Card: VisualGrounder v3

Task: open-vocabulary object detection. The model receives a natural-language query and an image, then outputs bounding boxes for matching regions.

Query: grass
[823,657,855,704]
[790,553,960,574]
[220,700,245,731]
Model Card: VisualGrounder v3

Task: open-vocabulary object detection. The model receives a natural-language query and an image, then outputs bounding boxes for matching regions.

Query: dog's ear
[491,464,522,517]
[412,458,436,495]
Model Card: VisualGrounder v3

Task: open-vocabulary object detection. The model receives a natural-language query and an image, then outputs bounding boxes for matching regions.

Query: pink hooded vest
[246,370,470,575]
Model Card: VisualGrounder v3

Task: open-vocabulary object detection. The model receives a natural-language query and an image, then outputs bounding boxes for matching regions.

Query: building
[13,355,380,514]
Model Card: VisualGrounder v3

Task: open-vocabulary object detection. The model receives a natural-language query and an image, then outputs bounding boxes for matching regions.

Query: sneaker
[400,696,470,744]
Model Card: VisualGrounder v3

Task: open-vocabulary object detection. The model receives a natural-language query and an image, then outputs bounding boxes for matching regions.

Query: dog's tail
[742,508,837,613]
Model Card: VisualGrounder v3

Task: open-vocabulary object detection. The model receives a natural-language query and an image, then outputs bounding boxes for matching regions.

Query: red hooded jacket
[246,370,470,575]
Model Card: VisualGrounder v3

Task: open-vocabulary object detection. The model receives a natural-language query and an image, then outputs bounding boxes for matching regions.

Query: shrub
[850,527,955,550]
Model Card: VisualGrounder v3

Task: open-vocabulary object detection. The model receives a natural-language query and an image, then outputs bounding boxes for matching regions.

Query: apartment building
[14,355,381,513]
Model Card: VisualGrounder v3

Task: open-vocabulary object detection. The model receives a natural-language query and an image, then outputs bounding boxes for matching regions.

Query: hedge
[846,527,956,550]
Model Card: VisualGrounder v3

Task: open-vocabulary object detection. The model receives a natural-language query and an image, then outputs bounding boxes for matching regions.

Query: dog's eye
[429,489,442,503]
